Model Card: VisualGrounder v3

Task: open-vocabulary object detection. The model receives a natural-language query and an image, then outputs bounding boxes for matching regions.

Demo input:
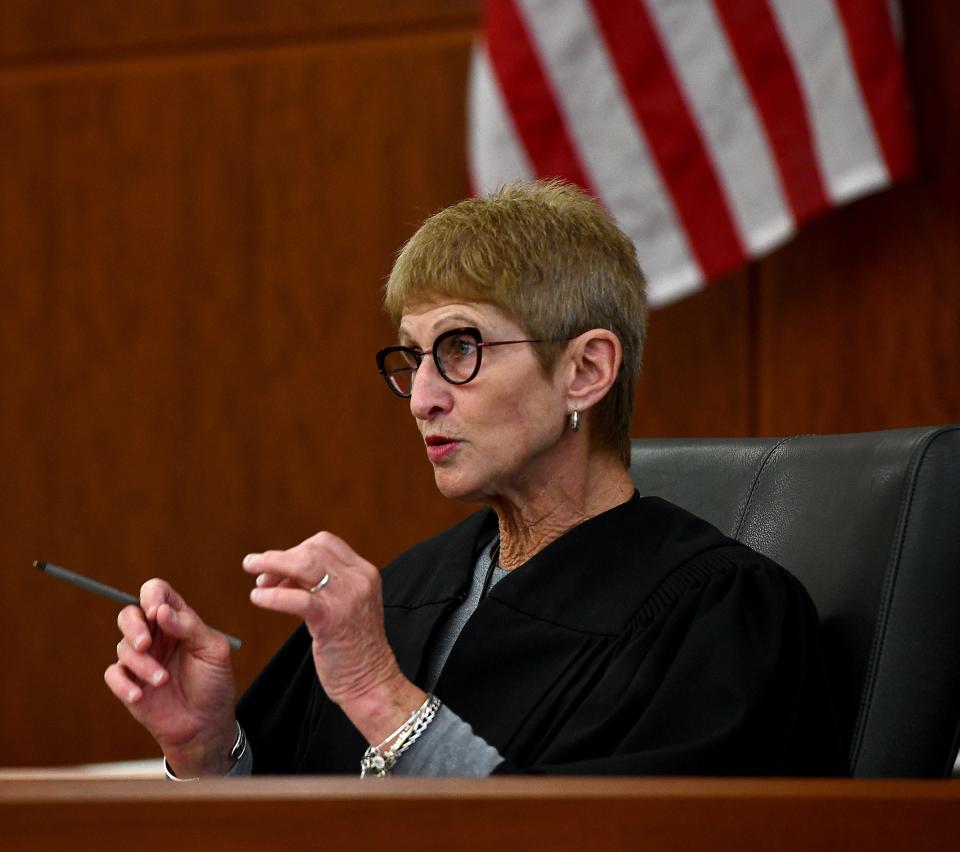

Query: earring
[569,410,581,432]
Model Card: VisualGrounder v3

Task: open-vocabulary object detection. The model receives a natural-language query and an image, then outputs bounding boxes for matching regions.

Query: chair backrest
[629,426,960,777]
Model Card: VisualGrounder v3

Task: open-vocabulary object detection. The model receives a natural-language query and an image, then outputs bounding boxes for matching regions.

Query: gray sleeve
[391,704,504,777]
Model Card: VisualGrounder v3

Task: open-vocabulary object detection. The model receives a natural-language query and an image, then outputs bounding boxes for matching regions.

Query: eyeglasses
[376,326,569,398]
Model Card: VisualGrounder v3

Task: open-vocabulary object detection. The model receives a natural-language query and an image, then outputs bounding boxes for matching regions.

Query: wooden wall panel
[756,0,960,435]
[632,273,753,438]
[0,1,477,61]
[0,15,476,766]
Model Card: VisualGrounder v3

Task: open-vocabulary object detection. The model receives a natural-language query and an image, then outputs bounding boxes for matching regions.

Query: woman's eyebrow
[398,315,479,347]
[435,314,476,328]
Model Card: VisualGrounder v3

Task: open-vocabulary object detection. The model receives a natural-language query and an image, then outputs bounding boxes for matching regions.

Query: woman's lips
[425,436,461,462]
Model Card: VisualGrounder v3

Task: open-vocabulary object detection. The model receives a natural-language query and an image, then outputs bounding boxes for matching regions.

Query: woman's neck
[491,456,634,569]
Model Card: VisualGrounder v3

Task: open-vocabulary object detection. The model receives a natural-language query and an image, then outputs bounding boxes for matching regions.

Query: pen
[34,560,242,650]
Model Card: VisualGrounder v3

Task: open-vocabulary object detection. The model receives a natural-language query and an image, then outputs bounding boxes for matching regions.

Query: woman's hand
[103,579,238,777]
[243,531,426,746]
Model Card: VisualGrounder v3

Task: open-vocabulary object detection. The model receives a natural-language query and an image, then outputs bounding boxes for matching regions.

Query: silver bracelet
[360,694,441,778]
[163,720,246,782]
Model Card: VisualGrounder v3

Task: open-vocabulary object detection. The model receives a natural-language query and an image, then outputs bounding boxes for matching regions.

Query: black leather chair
[629,425,960,777]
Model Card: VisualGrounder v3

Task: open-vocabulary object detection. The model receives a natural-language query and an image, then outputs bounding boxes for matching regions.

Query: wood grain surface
[1,776,958,852]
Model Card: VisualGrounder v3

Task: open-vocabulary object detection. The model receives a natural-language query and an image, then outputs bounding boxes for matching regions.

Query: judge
[106,180,844,778]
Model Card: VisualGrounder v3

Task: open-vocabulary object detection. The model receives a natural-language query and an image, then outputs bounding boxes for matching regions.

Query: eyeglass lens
[380,329,480,396]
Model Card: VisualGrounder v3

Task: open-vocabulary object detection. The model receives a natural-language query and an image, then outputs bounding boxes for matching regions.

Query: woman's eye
[452,337,476,358]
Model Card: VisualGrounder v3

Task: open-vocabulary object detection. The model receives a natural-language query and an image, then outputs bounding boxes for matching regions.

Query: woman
[106,181,844,778]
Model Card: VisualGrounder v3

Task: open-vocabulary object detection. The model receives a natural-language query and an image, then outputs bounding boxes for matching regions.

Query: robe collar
[383,492,731,640]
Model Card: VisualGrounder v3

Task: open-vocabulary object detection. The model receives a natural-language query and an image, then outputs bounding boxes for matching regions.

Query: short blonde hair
[384,180,647,467]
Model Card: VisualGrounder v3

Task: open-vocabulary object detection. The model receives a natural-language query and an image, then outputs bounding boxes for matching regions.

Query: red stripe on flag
[589,0,744,281]
[834,0,915,182]
[484,0,594,191]
[713,0,829,225]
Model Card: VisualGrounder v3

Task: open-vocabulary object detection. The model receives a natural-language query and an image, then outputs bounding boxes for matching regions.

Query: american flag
[468,0,914,307]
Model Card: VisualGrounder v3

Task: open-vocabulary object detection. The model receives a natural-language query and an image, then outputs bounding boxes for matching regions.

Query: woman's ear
[563,329,622,414]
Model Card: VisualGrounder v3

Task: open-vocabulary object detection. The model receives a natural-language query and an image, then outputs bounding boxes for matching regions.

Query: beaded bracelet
[360,694,441,778]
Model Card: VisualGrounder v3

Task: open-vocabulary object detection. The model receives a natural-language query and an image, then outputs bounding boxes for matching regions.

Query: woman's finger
[117,604,154,652]
[303,530,360,566]
[253,571,287,589]
[116,637,169,688]
[243,532,368,594]
[139,578,187,621]
[249,584,328,622]
[104,661,144,705]
[154,601,231,659]
[241,550,317,588]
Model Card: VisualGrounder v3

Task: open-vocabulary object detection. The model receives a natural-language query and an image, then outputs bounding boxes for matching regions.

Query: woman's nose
[409,357,452,420]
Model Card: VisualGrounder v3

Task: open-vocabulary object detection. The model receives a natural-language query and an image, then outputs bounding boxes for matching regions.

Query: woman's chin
[432,470,484,503]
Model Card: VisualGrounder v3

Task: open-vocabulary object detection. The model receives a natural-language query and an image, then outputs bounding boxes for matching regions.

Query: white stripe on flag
[467,43,535,192]
[517,0,703,305]
[645,0,795,256]
[770,0,890,204]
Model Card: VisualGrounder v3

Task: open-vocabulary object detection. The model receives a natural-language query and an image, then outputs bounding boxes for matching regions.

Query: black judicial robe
[237,494,846,776]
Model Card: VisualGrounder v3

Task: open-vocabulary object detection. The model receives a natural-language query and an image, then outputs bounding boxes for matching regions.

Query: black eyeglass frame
[375,326,570,398]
